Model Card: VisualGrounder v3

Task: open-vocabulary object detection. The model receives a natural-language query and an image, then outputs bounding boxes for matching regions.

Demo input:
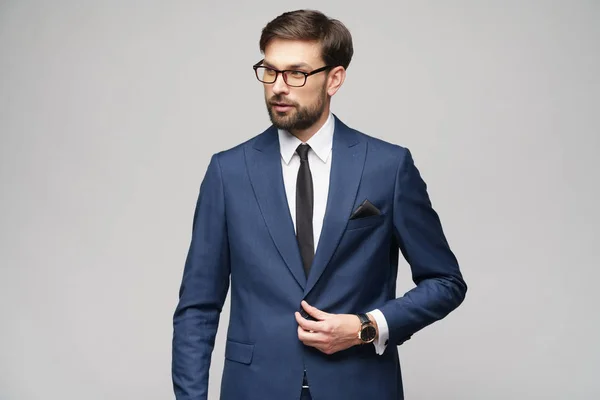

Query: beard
[266,86,327,132]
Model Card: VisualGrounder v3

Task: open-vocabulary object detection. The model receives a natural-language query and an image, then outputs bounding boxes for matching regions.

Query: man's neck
[289,109,331,143]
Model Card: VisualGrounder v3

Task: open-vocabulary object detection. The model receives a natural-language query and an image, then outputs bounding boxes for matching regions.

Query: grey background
[1,1,598,399]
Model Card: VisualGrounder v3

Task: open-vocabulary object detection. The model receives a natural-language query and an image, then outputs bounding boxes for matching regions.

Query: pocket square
[349,199,381,219]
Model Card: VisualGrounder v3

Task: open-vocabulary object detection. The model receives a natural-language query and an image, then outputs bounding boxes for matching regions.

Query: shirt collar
[278,112,335,165]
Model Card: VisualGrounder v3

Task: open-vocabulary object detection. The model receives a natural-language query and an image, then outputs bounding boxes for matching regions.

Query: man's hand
[294,300,378,355]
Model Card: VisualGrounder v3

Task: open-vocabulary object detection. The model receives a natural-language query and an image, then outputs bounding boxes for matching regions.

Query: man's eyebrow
[262,60,313,70]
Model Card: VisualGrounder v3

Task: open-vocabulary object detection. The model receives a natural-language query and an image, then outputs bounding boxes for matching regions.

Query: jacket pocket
[346,213,385,231]
[225,340,254,365]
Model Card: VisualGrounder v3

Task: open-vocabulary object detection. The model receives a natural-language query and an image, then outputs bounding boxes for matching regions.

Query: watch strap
[357,313,370,325]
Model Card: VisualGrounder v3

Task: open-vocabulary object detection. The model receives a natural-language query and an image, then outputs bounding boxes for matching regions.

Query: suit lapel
[245,126,306,289]
[305,117,367,295]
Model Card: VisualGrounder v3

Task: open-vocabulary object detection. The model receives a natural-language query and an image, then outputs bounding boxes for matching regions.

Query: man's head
[256,10,353,135]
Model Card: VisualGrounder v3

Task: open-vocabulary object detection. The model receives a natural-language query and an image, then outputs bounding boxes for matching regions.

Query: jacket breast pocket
[225,339,254,365]
[345,213,385,231]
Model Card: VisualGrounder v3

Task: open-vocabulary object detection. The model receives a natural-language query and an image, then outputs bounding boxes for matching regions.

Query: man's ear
[326,66,346,97]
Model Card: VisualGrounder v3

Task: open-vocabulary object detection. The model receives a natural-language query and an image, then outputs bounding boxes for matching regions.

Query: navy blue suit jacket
[172,116,467,400]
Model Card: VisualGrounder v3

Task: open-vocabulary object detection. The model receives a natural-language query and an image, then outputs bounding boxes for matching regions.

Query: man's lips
[271,102,294,112]
[271,102,293,106]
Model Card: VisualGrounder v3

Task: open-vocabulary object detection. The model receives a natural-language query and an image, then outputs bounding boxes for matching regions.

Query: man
[172,9,467,400]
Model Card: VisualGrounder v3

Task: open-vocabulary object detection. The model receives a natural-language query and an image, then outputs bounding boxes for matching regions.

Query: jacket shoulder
[348,125,410,159]
[212,125,276,164]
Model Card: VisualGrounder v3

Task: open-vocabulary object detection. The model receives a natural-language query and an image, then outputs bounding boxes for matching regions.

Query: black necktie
[296,144,314,277]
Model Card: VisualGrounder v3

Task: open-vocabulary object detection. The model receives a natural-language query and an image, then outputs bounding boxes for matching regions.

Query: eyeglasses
[252,59,332,87]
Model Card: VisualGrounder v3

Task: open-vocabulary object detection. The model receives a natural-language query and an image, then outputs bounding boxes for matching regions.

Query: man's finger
[295,312,321,332]
[298,327,326,344]
[298,326,317,343]
[301,300,329,320]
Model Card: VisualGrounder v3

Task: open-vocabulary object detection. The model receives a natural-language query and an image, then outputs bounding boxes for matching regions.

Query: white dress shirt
[277,112,390,355]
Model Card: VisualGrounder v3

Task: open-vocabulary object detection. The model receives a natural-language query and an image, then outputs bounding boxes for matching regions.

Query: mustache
[268,96,298,107]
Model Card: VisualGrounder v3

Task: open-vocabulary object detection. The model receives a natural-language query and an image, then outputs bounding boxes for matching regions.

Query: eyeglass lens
[255,67,306,87]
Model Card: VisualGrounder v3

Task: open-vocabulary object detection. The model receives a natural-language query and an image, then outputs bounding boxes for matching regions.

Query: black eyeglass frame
[252,59,333,87]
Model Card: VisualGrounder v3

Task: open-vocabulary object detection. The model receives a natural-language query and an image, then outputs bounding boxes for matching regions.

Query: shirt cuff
[368,309,389,355]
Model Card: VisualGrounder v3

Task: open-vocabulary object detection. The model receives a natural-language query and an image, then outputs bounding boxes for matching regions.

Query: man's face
[262,39,329,132]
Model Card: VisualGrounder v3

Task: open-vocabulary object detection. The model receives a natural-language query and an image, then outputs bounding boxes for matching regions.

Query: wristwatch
[356,313,377,344]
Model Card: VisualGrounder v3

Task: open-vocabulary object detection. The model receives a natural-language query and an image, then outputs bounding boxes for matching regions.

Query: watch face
[360,325,377,342]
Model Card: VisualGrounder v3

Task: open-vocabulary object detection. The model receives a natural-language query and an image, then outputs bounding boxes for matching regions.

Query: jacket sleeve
[172,153,231,400]
[379,148,467,346]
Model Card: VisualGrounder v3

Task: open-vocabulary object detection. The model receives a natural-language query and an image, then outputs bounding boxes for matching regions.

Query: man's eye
[264,69,276,76]
[289,71,304,77]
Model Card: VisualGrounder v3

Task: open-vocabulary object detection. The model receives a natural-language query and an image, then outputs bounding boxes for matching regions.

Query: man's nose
[271,72,290,95]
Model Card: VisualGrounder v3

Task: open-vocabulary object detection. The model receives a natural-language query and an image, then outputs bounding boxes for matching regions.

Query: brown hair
[259,10,354,70]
